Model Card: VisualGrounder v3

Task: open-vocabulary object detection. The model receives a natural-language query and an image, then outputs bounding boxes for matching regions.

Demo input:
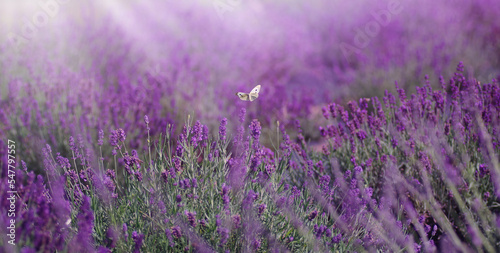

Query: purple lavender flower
[216,215,221,227]
[171,226,182,238]
[106,226,118,249]
[478,164,489,178]
[350,179,360,192]
[69,136,76,150]
[344,170,352,180]
[217,227,229,246]
[199,219,207,227]
[175,144,184,158]
[98,129,104,146]
[365,187,373,198]
[161,170,169,183]
[456,61,464,72]
[201,125,209,147]
[42,144,56,176]
[356,129,367,141]
[106,169,116,180]
[232,214,241,229]
[222,183,231,195]
[134,171,143,181]
[484,191,490,199]
[424,224,431,233]
[185,211,197,227]
[325,228,332,238]
[184,178,191,188]
[172,157,182,173]
[308,210,318,221]
[319,126,327,137]
[314,225,327,238]
[332,234,342,244]
[165,228,174,247]
[169,167,177,178]
[265,164,276,175]
[414,243,422,253]
[239,108,246,123]
[157,200,167,214]
[396,82,407,102]
[319,174,330,189]
[109,128,126,148]
[70,195,94,252]
[103,176,116,193]
[322,106,329,119]
[219,118,227,141]
[328,103,337,118]
[391,137,398,148]
[132,231,145,253]
[291,186,301,199]
[250,153,262,172]
[249,119,262,142]
[56,153,71,168]
[354,166,363,176]
[190,121,202,147]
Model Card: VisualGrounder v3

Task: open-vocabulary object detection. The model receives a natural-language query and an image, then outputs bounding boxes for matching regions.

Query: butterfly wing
[249,93,259,101]
[236,92,250,101]
[250,85,261,95]
[247,85,260,101]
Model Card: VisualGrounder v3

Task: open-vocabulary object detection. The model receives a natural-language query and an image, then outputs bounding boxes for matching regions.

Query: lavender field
[1,0,500,252]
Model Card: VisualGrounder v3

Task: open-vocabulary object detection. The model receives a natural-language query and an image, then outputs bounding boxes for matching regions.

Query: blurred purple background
[1,0,499,163]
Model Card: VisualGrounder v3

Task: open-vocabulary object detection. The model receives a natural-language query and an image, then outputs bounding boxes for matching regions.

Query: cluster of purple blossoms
[103,176,116,196]
[308,210,318,221]
[217,227,230,246]
[171,226,182,239]
[98,129,105,146]
[56,153,71,169]
[122,150,143,180]
[221,183,231,210]
[232,214,241,229]
[249,119,262,142]
[219,117,227,141]
[144,115,150,131]
[132,231,145,253]
[72,195,95,252]
[161,167,177,182]
[178,178,196,189]
[185,211,197,227]
[190,121,203,147]
[109,128,126,148]
[165,228,174,247]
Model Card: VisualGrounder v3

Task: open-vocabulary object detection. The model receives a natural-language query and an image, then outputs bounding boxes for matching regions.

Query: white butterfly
[236,85,261,101]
